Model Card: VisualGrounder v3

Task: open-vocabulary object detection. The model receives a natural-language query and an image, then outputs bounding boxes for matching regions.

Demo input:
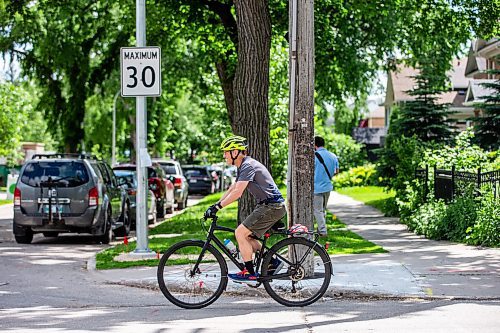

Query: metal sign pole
[134,0,152,254]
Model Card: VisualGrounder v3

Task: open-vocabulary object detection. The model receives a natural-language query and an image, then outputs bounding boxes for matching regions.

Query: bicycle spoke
[262,237,331,307]
[157,241,227,309]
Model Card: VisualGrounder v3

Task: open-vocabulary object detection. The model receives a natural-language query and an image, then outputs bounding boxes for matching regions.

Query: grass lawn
[0,199,12,206]
[96,192,386,269]
[336,186,397,216]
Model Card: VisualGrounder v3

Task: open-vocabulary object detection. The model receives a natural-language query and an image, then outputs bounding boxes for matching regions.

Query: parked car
[13,154,131,244]
[113,164,175,218]
[113,169,157,225]
[182,165,215,195]
[153,159,189,210]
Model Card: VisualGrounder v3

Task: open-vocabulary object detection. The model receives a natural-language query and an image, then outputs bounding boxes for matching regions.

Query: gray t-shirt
[237,156,283,202]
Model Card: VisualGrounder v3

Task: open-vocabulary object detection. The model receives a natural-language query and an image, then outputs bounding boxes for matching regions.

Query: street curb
[87,256,96,271]
[102,279,500,302]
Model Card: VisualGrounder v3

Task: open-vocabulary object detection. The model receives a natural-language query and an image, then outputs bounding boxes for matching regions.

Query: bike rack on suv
[32,153,100,160]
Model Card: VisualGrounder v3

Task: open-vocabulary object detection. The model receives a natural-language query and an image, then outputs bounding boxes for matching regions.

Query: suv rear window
[160,164,177,175]
[20,161,90,188]
[184,168,209,177]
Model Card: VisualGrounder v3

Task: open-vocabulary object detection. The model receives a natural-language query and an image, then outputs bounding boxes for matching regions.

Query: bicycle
[157,215,333,309]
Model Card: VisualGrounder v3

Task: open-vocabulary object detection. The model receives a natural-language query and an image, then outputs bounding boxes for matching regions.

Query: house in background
[464,38,499,111]
[383,57,474,131]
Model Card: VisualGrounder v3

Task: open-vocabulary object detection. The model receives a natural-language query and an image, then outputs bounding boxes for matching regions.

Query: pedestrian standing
[313,136,339,236]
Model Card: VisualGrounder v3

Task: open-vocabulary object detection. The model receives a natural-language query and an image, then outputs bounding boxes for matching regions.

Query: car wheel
[42,232,59,238]
[178,195,188,210]
[157,199,166,218]
[14,227,33,244]
[114,204,131,237]
[149,201,157,225]
[166,196,174,214]
[98,207,113,244]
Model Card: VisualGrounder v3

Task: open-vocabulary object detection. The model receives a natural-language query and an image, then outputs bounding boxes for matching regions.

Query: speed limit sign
[120,47,161,97]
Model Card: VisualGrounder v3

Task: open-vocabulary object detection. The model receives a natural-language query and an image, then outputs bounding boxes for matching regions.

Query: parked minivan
[13,154,130,244]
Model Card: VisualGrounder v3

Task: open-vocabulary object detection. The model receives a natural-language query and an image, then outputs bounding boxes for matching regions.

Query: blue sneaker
[228,269,259,284]
[268,257,284,275]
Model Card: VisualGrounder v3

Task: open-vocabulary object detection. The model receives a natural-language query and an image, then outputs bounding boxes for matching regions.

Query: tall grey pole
[134,0,151,254]
[112,91,120,167]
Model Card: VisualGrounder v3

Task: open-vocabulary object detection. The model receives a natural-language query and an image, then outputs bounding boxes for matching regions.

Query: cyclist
[204,135,286,284]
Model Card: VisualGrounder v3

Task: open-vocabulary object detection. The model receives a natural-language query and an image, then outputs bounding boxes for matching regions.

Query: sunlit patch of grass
[337,186,397,217]
[0,199,12,206]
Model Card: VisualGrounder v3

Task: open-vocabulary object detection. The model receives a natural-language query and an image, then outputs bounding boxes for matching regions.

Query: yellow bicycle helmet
[220,135,248,151]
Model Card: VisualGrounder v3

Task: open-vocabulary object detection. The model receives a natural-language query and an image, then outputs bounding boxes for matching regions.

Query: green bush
[334,164,377,188]
[441,197,477,242]
[421,129,494,171]
[379,197,399,217]
[466,194,500,247]
[405,200,448,239]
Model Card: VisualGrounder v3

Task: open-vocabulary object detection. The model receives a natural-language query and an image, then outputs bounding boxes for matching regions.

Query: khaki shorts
[242,202,287,238]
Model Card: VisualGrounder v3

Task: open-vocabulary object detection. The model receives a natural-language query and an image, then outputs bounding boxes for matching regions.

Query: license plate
[43,205,63,214]
[190,179,197,183]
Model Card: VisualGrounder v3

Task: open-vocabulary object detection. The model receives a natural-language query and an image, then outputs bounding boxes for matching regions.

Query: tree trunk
[216,61,236,126]
[64,63,88,153]
[233,0,272,223]
[287,0,315,275]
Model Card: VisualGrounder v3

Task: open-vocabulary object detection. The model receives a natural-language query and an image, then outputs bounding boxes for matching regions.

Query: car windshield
[20,161,90,188]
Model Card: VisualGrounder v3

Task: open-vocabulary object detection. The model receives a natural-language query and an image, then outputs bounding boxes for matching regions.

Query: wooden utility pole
[287,0,315,276]
[287,0,315,229]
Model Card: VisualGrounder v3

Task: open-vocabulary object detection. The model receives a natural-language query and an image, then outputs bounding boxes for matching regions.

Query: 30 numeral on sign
[126,66,156,88]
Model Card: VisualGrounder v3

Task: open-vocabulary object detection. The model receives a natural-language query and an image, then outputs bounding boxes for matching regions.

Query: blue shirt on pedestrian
[314,147,339,194]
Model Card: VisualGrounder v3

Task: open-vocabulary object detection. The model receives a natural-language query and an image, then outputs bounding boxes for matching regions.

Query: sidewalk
[88,192,500,300]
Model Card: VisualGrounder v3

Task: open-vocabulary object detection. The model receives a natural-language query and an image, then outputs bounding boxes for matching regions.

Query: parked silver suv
[13,154,130,244]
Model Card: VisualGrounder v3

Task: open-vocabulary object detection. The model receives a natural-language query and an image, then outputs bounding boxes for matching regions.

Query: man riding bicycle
[204,135,286,284]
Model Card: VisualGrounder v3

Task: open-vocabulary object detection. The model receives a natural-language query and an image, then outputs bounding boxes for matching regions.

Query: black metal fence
[415,166,500,201]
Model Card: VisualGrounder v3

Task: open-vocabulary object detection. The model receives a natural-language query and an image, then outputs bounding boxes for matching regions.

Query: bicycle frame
[191,216,323,282]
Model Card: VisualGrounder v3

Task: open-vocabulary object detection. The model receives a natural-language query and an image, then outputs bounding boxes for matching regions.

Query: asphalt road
[1,201,500,332]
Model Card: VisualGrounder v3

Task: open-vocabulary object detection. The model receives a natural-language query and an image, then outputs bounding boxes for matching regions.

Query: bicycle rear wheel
[157,240,228,309]
[261,237,332,307]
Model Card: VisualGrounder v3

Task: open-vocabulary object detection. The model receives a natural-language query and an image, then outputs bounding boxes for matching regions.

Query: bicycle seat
[271,220,286,231]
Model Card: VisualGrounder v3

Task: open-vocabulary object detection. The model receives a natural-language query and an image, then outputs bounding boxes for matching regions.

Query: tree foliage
[0,0,133,152]
[0,80,55,163]
[1,0,497,167]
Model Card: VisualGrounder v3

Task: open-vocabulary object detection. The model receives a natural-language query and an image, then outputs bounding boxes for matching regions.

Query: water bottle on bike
[224,239,243,263]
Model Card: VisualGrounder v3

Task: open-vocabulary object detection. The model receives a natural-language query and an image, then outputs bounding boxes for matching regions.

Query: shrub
[441,197,477,242]
[421,129,492,171]
[405,200,447,239]
[466,194,500,247]
[334,164,377,188]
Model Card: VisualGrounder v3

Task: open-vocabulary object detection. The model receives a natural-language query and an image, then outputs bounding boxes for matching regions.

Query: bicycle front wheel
[157,240,228,309]
[262,237,332,307]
